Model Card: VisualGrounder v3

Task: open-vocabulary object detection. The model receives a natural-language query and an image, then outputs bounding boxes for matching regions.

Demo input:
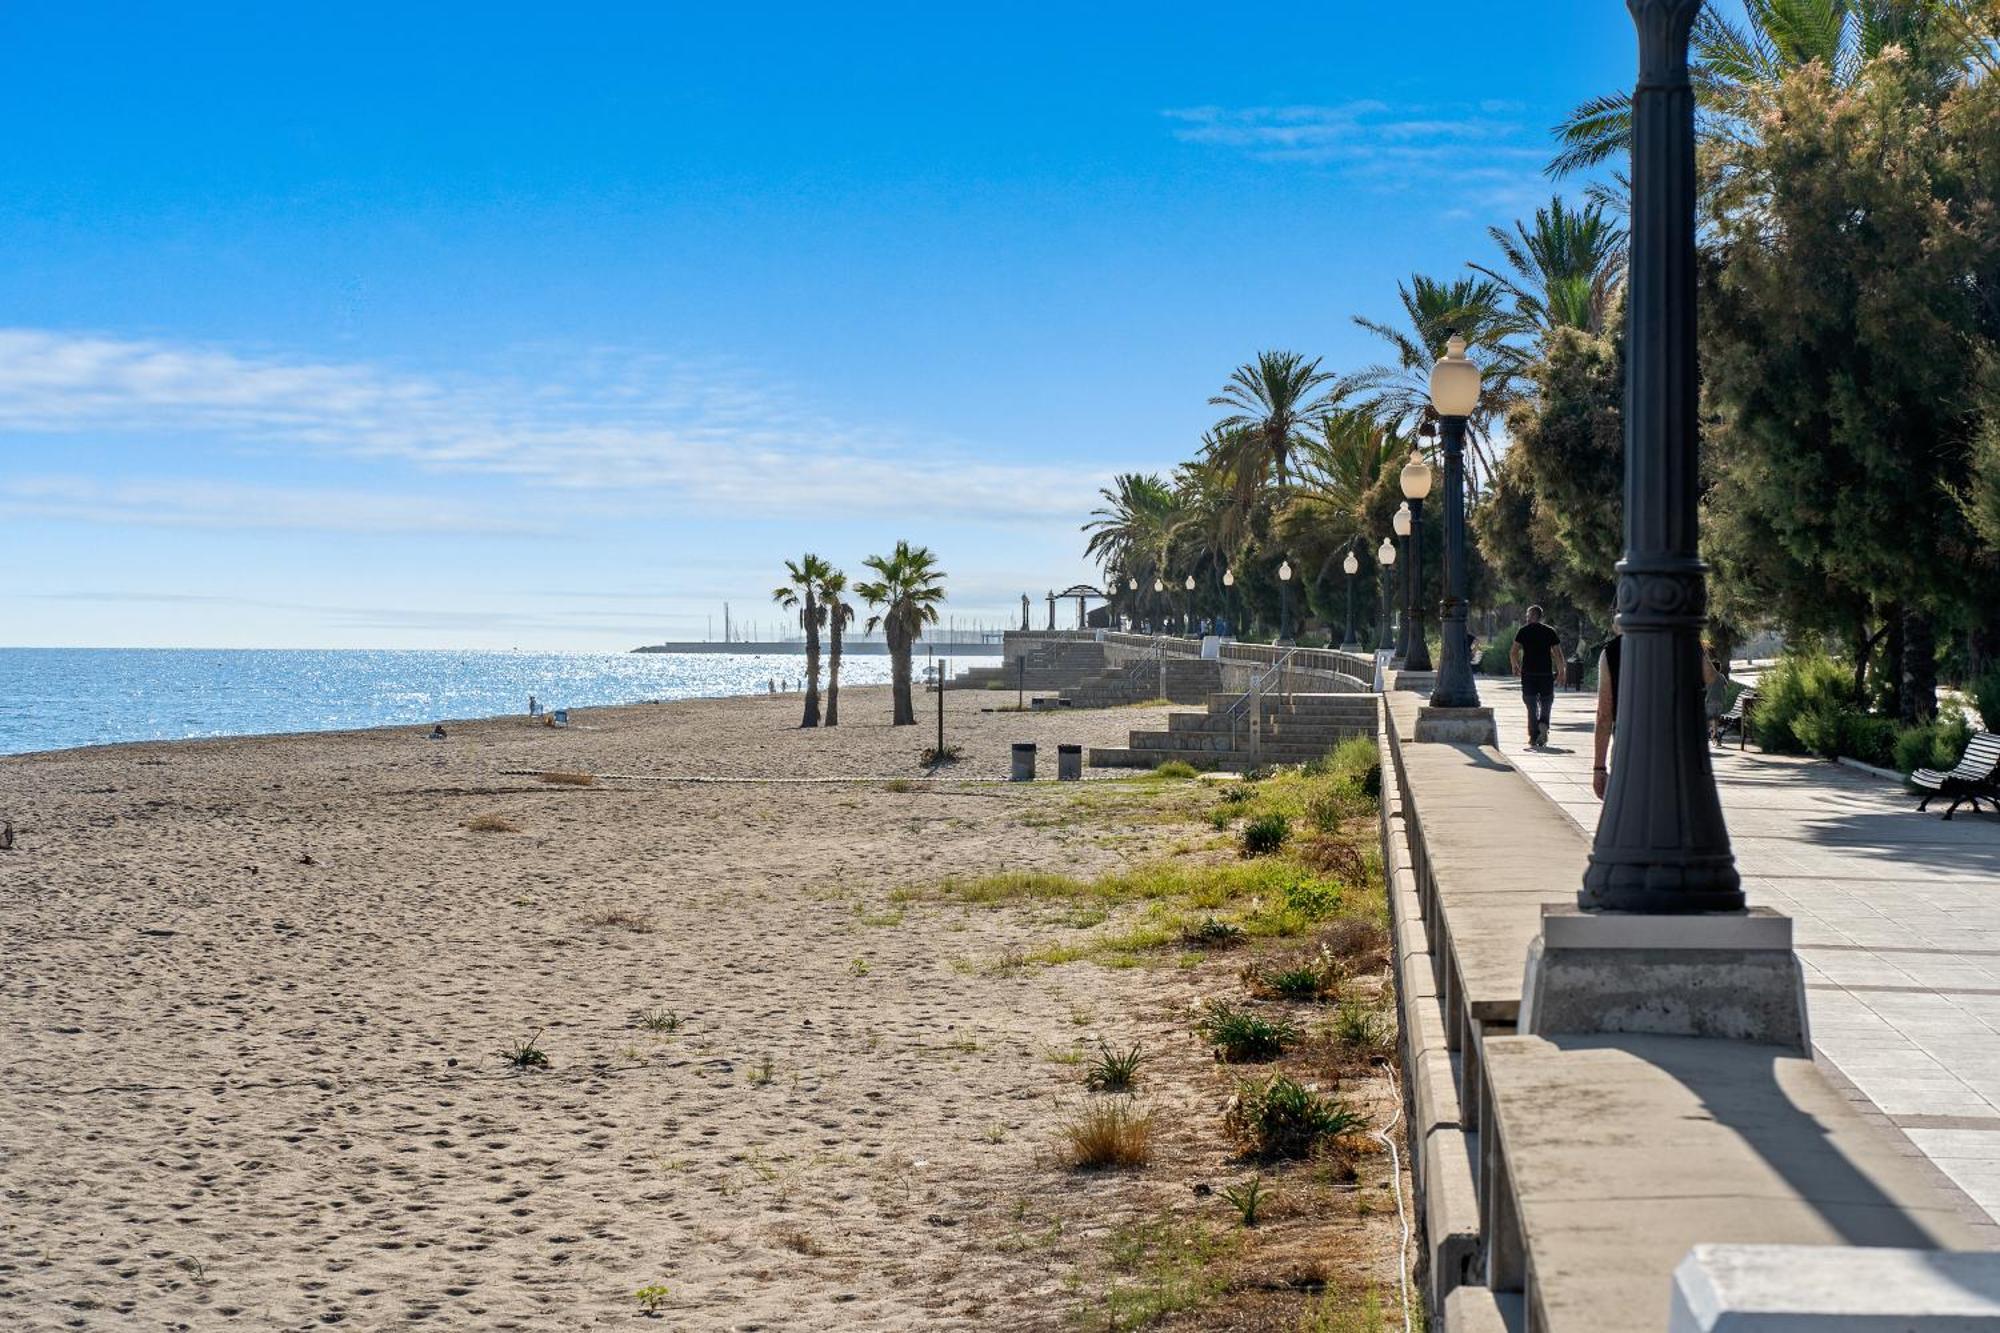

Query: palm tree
[821,567,856,727]
[1291,409,1400,526]
[1083,472,1179,625]
[1353,275,1510,485]
[772,553,831,728]
[1548,0,2000,178]
[857,541,947,726]
[1471,197,1627,343]
[1207,352,1352,512]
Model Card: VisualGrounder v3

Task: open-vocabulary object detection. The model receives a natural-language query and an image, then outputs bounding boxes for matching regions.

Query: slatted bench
[1912,730,2000,821]
[1715,686,1756,750]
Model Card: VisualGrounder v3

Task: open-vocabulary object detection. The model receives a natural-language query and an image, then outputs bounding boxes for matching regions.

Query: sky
[0,2,1657,649]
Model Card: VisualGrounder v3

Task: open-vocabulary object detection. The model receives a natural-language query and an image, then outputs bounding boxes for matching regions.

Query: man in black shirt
[1510,606,1563,749]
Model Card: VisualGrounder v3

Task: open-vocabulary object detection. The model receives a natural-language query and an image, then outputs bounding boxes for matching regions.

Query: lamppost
[1427,336,1480,709]
[1392,503,1412,662]
[1127,575,1138,631]
[1340,550,1360,648]
[1222,567,1235,637]
[1401,452,1434,672]
[1184,574,1196,636]
[1277,559,1294,643]
[1377,536,1398,651]
[1582,0,1741,914]
[1152,576,1165,637]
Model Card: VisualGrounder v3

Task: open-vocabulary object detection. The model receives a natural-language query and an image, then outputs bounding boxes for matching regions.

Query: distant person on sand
[527,694,539,717]
[429,724,447,741]
[1510,606,1563,749]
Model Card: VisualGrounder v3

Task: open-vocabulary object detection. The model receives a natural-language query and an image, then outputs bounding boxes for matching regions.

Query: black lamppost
[1184,574,1196,636]
[1582,0,1741,913]
[1376,536,1398,651]
[1126,575,1138,631]
[1392,503,1412,661]
[1222,566,1236,636]
[1427,336,1480,709]
[1277,558,1294,643]
[1152,575,1166,636]
[1340,549,1360,648]
[1401,453,1434,672]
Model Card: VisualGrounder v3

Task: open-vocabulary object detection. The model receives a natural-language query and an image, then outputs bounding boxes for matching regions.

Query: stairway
[1088,691,1377,771]
[1059,656,1221,708]
[948,638,1107,693]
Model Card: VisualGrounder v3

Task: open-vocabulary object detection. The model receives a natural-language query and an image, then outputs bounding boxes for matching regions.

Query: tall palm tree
[1353,275,1510,485]
[821,566,856,727]
[1207,352,1352,512]
[1083,472,1180,624]
[1471,197,1627,343]
[857,541,947,727]
[1548,0,2000,178]
[772,553,831,728]
[1291,409,1400,526]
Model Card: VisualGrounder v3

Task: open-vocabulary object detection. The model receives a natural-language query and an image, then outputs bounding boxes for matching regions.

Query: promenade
[1484,677,2000,1227]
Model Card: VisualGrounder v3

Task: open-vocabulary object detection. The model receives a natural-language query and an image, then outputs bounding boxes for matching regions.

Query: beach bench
[1716,686,1756,750]
[1912,730,2000,820]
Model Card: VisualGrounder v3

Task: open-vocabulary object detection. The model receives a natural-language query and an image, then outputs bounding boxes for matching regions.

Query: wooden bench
[1715,686,1756,750]
[1913,730,2000,821]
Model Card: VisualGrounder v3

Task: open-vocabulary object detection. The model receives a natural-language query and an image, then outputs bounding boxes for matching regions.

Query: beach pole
[937,658,945,758]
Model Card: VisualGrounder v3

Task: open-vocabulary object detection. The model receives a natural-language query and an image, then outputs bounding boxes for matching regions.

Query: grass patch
[1061,1099,1153,1170]
[1196,999,1298,1062]
[538,770,596,787]
[1247,946,1344,1001]
[1084,1041,1145,1093]
[464,812,520,833]
[1329,996,1395,1060]
[1241,812,1292,857]
[582,906,656,933]
[1153,760,1199,779]
[1080,1213,1237,1331]
[1179,915,1245,949]
[637,1008,682,1032]
[920,743,964,766]
[1224,1074,1362,1159]
[1221,1174,1268,1227]
[502,1029,550,1070]
[881,778,920,793]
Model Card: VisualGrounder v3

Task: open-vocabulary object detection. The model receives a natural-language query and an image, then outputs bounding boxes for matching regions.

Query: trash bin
[1566,654,1586,691]
[1057,744,1082,781]
[1010,742,1037,782]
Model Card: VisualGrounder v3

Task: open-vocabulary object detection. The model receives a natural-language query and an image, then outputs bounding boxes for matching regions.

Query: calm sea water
[0,648,1002,757]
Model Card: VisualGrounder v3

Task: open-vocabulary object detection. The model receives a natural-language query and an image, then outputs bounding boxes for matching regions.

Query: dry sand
[0,685,1405,1330]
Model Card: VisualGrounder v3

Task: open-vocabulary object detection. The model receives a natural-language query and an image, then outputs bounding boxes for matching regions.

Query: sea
[0,648,1002,757]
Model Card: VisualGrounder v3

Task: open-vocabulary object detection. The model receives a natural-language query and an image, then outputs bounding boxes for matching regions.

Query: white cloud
[1161,101,1548,189]
[0,475,555,535]
[0,329,1103,523]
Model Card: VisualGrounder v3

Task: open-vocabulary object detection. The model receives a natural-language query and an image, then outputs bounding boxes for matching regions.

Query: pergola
[1049,584,1106,630]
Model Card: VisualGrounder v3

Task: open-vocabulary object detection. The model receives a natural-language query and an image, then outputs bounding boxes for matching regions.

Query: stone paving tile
[1474,680,2000,1224]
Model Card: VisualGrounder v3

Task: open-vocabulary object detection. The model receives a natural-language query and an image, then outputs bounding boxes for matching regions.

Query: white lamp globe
[1393,502,1412,537]
[1342,551,1359,576]
[1222,569,1234,587]
[1278,560,1293,582]
[1428,335,1480,418]
[1127,576,1137,591]
[1184,575,1195,591]
[1400,452,1434,501]
[1153,578,1164,593]
[1378,538,1397,565]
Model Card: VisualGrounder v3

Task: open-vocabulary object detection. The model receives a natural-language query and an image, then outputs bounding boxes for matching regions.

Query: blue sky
[0,2,1652,649]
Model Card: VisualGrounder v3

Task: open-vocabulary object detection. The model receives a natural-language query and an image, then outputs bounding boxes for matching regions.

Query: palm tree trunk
[889,619,915,726]
[801,593,822,727]
[826,615,843,726]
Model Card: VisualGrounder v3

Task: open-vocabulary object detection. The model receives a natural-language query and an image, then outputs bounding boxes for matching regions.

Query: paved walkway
[1478,677,2000,1224]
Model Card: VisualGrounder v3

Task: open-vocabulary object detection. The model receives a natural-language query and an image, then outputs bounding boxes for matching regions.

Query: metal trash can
[1056,743,1082,781]
[1010,742,1037,782]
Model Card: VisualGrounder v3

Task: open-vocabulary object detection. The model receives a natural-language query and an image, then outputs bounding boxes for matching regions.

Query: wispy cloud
[0,329,1102,524]
[0,476,555,536]
[1161,101,1552,210]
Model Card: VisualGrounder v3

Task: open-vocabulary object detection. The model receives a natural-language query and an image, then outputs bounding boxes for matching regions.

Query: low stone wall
[1377,690,1996,1331]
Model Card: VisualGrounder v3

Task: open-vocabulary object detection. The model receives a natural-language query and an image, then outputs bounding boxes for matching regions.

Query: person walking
[1510,605,1563,749]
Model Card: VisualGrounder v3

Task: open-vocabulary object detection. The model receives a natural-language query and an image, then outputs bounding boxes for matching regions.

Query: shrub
[1240,813,1291,857]
[1896,708,1978,775]
[1224,1074,1362,1159]
[634,1283,671,1315]
[1196,1000,1298,1062]
[1221,1175,1267,1227]
[1330,997,1394,1058]
[1180,916,1246,948]
[1970,669,2000,734]
[1751,652,1856,755]
[503,1030,550,1070]
[1479,629,1519,677]
[1062,1099,1153,1169]
[1248,947,1342,1001]
[1154,760,1199,779]
[1280,876,1342,921]
[1084,1042,1145,1093]
[1841,715,1898,768]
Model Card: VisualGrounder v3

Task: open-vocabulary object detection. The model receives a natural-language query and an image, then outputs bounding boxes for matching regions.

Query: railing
[1220,641,1374,682]
[1220,648,1299,765]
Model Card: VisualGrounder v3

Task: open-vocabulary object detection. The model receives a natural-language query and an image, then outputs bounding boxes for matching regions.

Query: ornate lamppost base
[1412,704,1497,745]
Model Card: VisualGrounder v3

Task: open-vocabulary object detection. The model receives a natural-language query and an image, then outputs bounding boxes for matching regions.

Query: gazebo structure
[1050,584,1106,630]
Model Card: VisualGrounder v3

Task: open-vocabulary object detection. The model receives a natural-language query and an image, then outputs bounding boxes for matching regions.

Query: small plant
[1221,1175,1267,1226]
[882,778,920,793]
[1331,997,1394,1058]
[919,743,964,767]
[748,1055,776,1086]
[638,1008,682,1033]
[1180,916,1245,949]
[983,1122,1008,1144]
[1153,760,1198,779]
[503,1029,550,1070]
[634,1283,671,1314]
[1240,812,1291,858]
[848,957,872,976]
[1084,1041,1145,1093]
[1224,1074,1362,1159]
[1195,1000,1297,1062]
[1251,948,1342,1001]
[583,906,656,933]
[1061,1099,1153,1169]
[464,812,519,833]
[538,770,596,787]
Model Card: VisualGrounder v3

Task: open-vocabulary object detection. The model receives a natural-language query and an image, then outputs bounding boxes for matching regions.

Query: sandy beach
[0,685,1405,1330]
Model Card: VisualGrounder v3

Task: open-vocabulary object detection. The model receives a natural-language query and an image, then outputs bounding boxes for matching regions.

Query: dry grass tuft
[1061,1099,1154,1170]
[538,770,596,787]
[581,906,656,933]
[464,813,520,833]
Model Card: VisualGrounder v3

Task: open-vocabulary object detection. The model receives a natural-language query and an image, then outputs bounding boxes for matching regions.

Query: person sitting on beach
[429,724,447,741]
[527,694,539,717]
